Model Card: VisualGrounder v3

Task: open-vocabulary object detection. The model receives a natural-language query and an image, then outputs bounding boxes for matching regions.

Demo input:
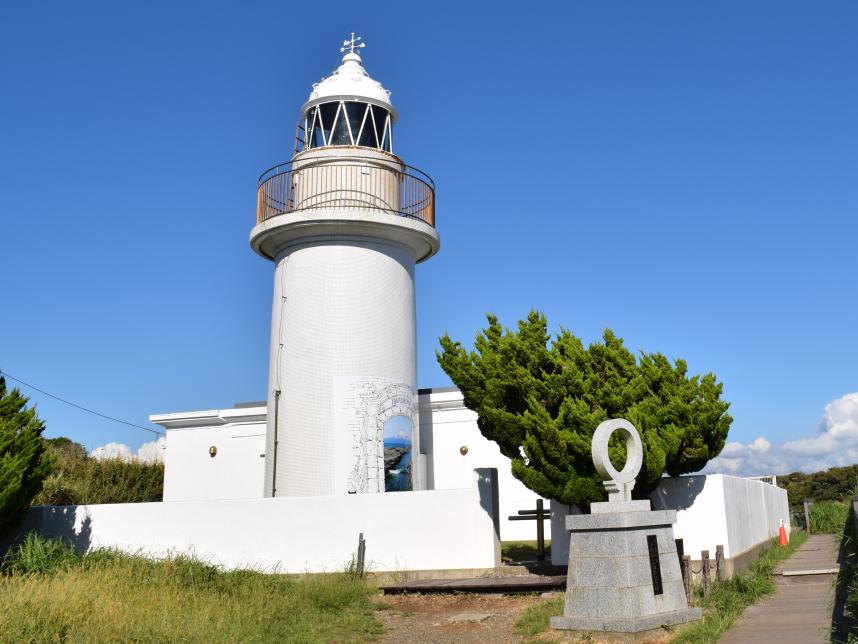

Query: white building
[152,387,547,542]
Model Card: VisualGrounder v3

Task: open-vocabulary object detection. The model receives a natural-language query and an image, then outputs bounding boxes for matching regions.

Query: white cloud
[136,438,166,463]
[90,438,165,463]
[705,391,858,477]
[749,437,771,453]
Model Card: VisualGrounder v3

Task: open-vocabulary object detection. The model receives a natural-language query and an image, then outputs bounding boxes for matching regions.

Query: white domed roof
[302,51,397,121]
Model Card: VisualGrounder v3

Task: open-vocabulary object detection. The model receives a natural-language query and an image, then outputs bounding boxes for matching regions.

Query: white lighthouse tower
[250,35,440,498]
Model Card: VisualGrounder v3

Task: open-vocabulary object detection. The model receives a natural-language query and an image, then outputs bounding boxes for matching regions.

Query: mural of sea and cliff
[383,415,412,491]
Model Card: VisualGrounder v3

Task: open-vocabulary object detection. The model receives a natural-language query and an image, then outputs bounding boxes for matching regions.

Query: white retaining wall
[552,474,790,565]
[18,470,500,573]
[651,474,789,559]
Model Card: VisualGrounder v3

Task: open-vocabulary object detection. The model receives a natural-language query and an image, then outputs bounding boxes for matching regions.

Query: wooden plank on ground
[381,574,566,594]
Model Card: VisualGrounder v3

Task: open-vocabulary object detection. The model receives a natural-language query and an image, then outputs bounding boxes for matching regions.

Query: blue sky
[1,2,856,473]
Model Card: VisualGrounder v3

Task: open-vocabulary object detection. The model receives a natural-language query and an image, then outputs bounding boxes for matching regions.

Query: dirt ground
[373,592,678,644]
[374,592,547,643]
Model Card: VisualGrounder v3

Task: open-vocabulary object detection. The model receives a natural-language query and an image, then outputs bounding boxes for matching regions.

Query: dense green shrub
[438,311,732,505]
[0,377,52,536]
[32,438,163,505]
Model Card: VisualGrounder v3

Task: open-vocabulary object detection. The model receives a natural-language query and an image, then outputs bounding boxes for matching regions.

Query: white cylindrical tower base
[251,149,439,497]
[266,238,419,497]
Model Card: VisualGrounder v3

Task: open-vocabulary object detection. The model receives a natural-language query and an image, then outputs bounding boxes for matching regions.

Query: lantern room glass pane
[370,105,391,151]
[328,103,352,145]
[307,107,325,148]
[346,102,368,147]
[357,110,377,147]
[318,102,339,146]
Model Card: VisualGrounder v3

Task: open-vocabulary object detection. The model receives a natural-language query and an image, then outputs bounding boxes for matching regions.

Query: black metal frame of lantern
[293,100,395,155]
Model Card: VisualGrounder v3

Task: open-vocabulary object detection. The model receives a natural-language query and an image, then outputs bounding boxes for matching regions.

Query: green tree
[0,377,52,536]
[437,311,732,506]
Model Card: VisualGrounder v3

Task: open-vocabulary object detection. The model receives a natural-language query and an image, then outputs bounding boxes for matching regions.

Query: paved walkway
[719,534,840,643]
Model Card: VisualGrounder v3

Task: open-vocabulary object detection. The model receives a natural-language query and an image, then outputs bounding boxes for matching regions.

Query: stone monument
[551,419,701,633]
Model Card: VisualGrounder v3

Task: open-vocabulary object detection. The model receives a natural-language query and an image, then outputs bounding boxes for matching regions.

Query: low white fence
[14,470,501,573]
[552,474,790,566]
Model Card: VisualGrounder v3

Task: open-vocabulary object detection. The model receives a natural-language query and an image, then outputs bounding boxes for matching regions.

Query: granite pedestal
[550,504,701,632]
[551,419,701,633]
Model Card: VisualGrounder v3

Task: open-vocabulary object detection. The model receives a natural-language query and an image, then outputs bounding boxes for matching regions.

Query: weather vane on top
[340,32,366,55]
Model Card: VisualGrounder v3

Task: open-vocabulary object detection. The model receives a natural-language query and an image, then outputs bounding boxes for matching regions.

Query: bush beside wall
[32,438,163,506]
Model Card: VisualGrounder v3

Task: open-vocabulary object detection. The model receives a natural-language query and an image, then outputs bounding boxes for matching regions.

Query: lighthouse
[250,35,440,498]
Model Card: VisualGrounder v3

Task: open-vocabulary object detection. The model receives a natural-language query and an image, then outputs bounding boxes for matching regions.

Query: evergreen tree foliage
[0,377,52,536]
[437,311,732,506]
[778,464,858,510]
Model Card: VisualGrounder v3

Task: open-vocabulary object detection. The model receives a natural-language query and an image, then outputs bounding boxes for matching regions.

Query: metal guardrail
[256,157,435,227]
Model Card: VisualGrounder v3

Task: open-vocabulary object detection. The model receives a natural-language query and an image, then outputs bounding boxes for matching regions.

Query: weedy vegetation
[808,499,850,535]
[670,530,808,644]
[514,593,563,638]
[33,437,163,505]
[0,533,382,642]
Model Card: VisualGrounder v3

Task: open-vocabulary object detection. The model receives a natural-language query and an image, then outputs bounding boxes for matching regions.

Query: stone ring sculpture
[591,418,643,502]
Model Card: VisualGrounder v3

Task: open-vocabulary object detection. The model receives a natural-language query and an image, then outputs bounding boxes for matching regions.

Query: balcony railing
[256,157,435,227]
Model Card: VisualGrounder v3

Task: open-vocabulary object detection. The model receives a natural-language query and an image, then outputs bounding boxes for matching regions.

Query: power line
[0,369,164,438]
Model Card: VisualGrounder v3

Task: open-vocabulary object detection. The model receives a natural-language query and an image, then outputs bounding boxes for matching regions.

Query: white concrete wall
[551,474,790,565]
[420,388,547,542]
[652,474,789,559]
[21,472,500,573]
[155,407,266,502]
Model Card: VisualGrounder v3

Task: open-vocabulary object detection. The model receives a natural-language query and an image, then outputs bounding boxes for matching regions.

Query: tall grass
[809,499,851,534]
[0,534,382,642]
[33,442,163,505]
[832,499,858,641]
[1,532,81,575]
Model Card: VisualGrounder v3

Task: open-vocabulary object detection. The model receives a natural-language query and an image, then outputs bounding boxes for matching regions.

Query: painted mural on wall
[334,377,417,494]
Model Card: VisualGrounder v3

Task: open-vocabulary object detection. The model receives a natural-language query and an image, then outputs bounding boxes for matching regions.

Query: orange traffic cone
[779,519,789,546]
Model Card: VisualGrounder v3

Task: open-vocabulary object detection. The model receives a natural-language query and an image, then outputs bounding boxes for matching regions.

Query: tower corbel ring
[591,418,643,502]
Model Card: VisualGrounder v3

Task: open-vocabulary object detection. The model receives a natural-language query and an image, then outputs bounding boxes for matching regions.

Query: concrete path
[719,534,840,643]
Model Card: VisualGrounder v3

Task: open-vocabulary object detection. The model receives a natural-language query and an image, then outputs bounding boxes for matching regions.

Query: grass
[502,540,552,563]
[809,499,851,534]
[670,529,809,644]
[831,500,858,641]
[0,533,382,642]
[515,593,563,637]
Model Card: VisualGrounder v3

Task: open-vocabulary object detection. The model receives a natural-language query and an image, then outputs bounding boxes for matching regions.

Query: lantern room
[295,34,396,154]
